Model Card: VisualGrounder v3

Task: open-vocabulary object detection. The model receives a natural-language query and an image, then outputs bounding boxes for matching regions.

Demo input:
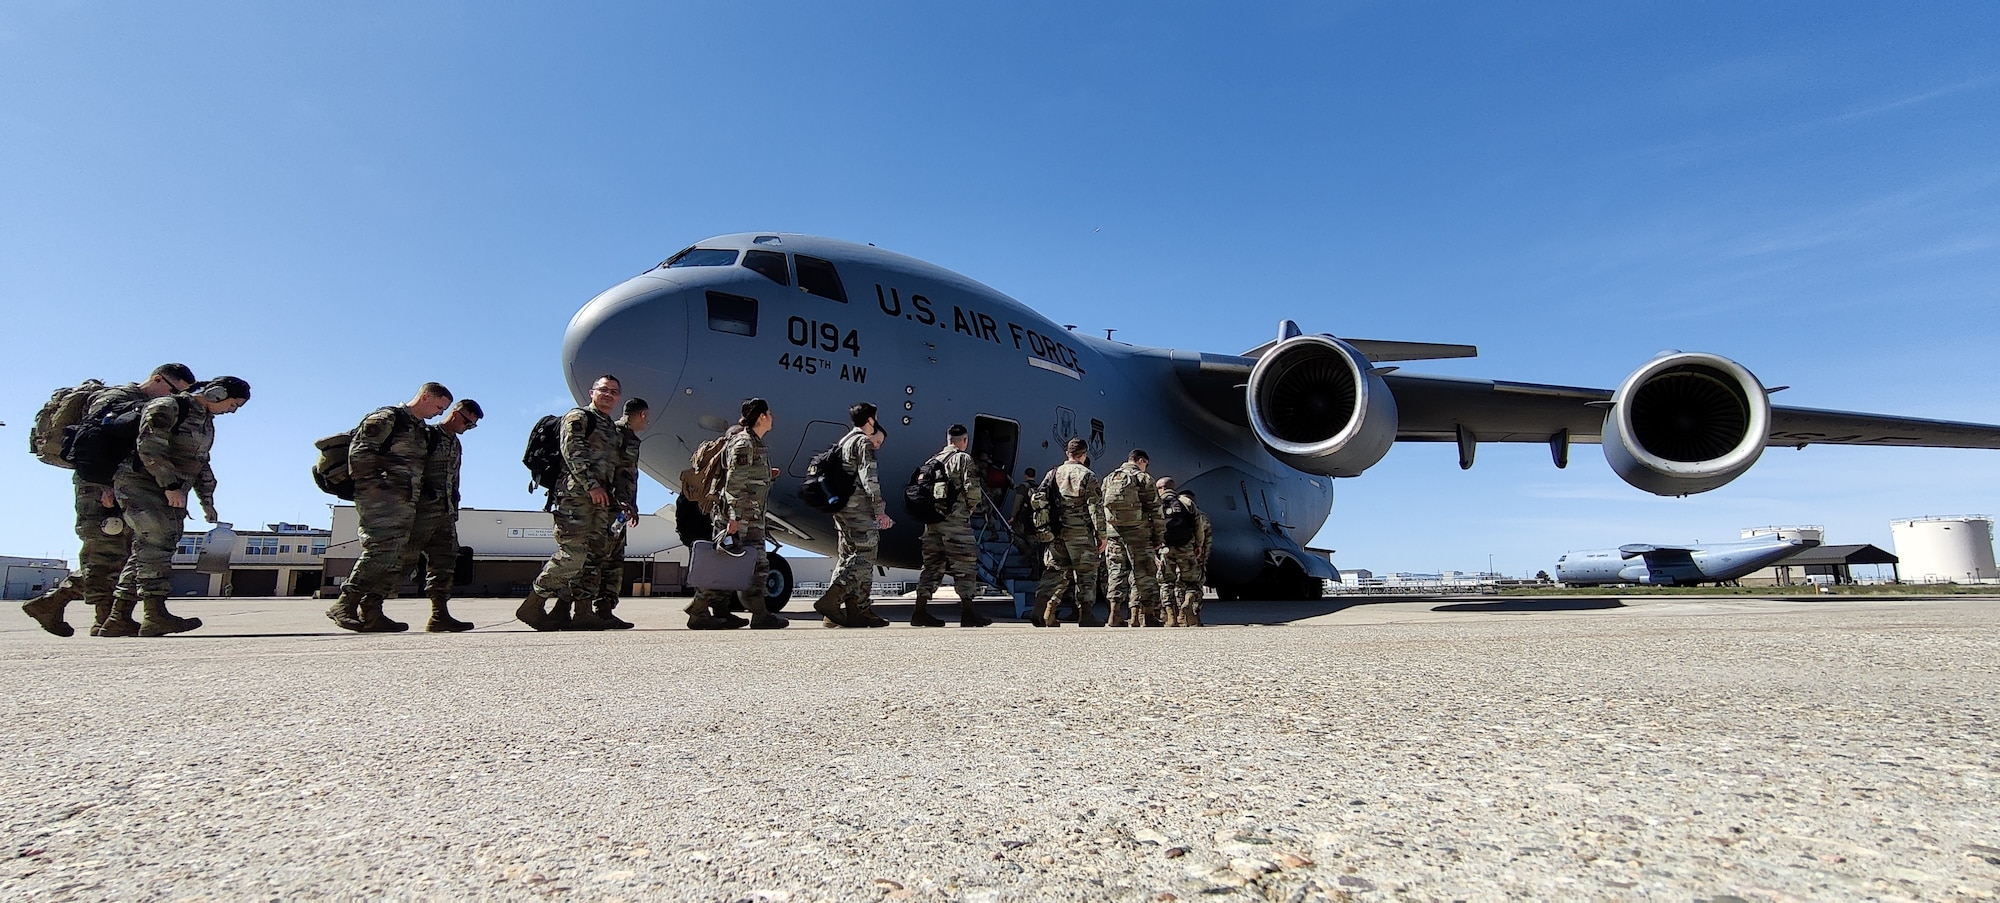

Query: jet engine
[1602,351,1771,496]
[1245,335,1398,477]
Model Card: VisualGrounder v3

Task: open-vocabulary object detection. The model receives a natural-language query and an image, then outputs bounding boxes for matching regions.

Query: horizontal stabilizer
[1241,334,1479,363]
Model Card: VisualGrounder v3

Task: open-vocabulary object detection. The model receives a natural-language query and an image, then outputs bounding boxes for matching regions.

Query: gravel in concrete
[3,594,1996,901]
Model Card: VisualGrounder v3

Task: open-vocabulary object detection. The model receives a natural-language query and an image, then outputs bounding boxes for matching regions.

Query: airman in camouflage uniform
[22,363,194,638]
[396,398,481,632]
[106,377,250,637]
[1034,438,1107,627]
[578,397,647,630]
[687,397,789,630]
[1156,478,1213,627]
[812,402,893,628]
[911,423,994,627]
[518,375,622,631]
[325,383,451,633]
[1101,449,1165,627]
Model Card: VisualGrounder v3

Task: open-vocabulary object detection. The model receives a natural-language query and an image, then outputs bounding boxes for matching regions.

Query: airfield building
[1891,515,1998,584]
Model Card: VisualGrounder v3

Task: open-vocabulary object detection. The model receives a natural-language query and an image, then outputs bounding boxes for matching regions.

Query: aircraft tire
[726,550,794,612]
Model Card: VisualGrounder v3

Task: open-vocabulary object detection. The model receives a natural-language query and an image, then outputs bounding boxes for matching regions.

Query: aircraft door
[971,416,1020,515]
[786,420,853,476]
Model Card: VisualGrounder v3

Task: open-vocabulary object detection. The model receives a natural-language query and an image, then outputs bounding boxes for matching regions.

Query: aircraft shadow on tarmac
[1429,598,1627,613]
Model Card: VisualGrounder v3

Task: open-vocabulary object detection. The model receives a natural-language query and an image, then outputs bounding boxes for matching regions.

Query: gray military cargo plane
[1555,536,1814,586]
[561,232,2000,607]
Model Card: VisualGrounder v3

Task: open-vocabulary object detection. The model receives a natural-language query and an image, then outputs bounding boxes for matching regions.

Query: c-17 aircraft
[1555,536,1814,587]
[560,232,2000,607]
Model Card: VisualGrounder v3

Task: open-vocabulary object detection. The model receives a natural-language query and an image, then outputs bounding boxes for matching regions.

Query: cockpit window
[665,247,739,268]
[742,250,789,286]
[796,255,847,303]
[706,291,757,336]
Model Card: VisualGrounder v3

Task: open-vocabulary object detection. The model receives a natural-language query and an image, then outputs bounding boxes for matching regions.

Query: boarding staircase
[970,494,1037,598]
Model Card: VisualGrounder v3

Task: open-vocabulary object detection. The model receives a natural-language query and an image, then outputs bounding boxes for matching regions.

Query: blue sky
[3,2,1996,577]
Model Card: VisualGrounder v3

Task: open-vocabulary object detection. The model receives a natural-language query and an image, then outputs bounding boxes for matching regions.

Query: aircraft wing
[1384,373,2000,449]
[1617,543,1695,558]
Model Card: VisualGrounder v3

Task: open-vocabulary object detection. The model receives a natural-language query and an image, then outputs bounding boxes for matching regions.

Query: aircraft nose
[560,275,692,406]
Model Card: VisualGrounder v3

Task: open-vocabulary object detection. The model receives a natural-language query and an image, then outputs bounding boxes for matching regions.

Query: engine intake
[1246,335,1397,477]
[1602,351,1770,496]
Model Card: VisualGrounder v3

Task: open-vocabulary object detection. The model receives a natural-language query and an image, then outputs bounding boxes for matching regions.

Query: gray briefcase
[686,539,756,592]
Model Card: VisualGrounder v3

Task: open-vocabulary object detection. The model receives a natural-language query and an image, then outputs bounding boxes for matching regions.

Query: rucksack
[679,434,731,516]
[798,438,856,513]
[522,410,597,508]
[901,451,958,525]
[62,396,184,484]
[1025,468,1065,543]
[312,406,410,501]
[30,379,107,468]
[1162,491,1197,548]
[1102,464,1142,512]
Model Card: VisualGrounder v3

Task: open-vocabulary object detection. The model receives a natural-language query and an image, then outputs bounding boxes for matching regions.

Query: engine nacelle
[1246,335,1398,477]
[1602,351,1771,496]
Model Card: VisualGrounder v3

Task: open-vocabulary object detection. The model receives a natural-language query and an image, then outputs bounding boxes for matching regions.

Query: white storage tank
[1741,525,1824,544]
[1890,516,1997,584]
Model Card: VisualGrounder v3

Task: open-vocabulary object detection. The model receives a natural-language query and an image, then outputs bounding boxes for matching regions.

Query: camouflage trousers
[828,508,878,601]
[1035,529,1099,621]
[1104,528,1162,625]
[45,476,132,610]
[915,520,978,603]
[690,517,771,616]
[585,523,629,609]
[397,502,459,597]
[345,483,419,598]
[531,490,615,604]
[1159,545,1206,624]
[110,477,188,607]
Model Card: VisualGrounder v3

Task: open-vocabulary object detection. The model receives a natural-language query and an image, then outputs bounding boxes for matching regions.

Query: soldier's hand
[99,489,116,509]
[589,486,610,507]
[201,501,219,524]
[165,489,188,510]
[1095,539,1108,554]
[876,513,894,530]
[726,518,740,535]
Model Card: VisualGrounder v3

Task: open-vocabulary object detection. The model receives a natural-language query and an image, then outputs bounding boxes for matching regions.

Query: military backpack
[680,434,731,516]
[522,409,596,508]
[797,439,855,514]
[29,379,107,468]
[1101,464,1142,512]
[1024,468,1064,543]
[312,406,415,501]
[62,396,187,485]
[1162,491,1197,548]
[901,450,958,525]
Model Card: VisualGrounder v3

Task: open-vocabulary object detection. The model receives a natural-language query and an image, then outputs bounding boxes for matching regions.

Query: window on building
[795,255,847,303]
[246,537,281,556]
[311,540,328,556]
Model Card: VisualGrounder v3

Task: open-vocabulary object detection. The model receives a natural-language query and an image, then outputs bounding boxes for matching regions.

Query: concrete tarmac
[4,594,1997,901]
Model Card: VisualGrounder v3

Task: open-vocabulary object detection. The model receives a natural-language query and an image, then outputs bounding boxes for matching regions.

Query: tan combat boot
[1076,596,1104,628]
[326,588,366,632]
[98,598,141,638]
[516,592,555,630]
[1107,601,1129,628]
[566,597,610,631]
[909,596,945,627]
[138,598,201,637]
[89,600,112,636]
[355,594,408,633]
[594,600,634,630]
[812,584,853,628]
[22,592,75,638]
[426,592,474,632]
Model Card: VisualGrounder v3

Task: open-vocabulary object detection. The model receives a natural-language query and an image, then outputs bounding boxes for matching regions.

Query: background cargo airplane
[561,232,2000,607]
[1555,536,1814,587]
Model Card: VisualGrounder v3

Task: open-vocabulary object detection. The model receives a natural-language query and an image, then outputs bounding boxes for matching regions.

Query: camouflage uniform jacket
[420,425,463,513]
[926,444,984,530]
[1051,461,1107,541]
[612,419,643,512]
[124,393,216,503]
[560,406,620,496]
[717,428,771,524]
[1102,461,1165,547]
[838,427,883,518]
[349,406,432,498]
[1167,490,1213,560]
